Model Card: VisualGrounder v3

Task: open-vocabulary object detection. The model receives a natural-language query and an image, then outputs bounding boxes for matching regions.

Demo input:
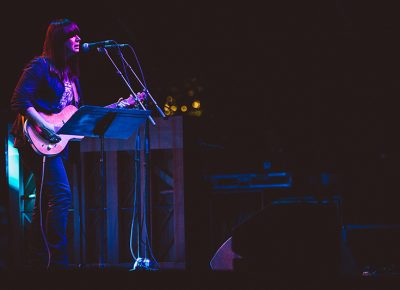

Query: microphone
[96,44,129,53]
[81,40,125,52]
[103,44,129,49]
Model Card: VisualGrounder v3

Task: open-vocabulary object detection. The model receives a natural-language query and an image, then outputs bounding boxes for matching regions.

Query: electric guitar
[24,94,138,157]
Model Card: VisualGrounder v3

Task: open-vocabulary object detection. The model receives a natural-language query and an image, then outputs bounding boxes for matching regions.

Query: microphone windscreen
[81,43,90,53]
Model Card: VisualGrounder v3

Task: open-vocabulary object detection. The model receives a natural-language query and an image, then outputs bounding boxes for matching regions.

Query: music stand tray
[58,105,151,138]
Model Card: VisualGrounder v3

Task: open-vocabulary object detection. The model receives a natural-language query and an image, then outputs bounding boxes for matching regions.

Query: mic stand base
[130,257,159,271]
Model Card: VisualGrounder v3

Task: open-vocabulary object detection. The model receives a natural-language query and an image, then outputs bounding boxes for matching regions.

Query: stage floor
[2,268,400,290]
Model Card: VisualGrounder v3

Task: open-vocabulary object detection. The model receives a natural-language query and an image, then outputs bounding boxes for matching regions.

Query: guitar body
[24,94,141,157]
[24,105,84,156]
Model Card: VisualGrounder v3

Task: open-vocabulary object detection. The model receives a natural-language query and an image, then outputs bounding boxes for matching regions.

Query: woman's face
[65,34,81,56]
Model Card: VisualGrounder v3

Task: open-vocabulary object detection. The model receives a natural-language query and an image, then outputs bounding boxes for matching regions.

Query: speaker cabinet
[231,201,341,276]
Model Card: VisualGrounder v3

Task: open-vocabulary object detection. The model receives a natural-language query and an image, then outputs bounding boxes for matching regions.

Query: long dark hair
[42,18,80,80]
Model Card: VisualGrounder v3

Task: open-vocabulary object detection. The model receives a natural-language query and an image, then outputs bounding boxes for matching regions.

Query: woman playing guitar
[10,18,143,271]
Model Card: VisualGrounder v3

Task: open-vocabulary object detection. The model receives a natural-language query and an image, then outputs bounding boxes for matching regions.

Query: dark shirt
[10,56,82,148]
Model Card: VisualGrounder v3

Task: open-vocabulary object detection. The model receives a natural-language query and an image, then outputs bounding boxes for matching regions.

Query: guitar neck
[105,102,119,109]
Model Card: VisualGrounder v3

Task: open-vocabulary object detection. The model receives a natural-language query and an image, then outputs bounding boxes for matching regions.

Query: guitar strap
[71,80,79,106]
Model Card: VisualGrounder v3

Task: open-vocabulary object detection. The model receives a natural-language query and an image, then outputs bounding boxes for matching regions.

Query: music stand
[58,105,151,268]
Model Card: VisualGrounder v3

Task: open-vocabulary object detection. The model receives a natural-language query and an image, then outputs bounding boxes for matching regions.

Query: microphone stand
[97,47,156,126]
[117,47,166,119]
[97,46,158,271]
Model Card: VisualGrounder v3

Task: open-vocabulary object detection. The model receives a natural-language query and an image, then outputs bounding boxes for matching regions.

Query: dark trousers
[19,143,71,270]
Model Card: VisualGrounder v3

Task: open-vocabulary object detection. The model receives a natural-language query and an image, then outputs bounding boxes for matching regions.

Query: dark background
[2,0,400,241]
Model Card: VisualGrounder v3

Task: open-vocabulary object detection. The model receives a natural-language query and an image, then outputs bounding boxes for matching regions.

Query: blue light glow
[7,140,20,191]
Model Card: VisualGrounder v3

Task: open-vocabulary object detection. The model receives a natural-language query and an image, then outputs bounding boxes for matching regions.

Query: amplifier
[206,172,292,191]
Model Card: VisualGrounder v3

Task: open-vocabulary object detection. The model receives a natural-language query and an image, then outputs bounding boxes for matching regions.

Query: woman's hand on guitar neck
[116,92,146,109]
[116,97,132,108]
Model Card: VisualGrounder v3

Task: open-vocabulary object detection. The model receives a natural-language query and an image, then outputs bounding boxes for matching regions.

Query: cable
[127,44,148,90]
[129,129,159,271]
[129,130,141,270]
[142,125,159,270]
[129,141,139,261]
[115,43,132,88]
[142,209,160,270]
[39,156,51,269]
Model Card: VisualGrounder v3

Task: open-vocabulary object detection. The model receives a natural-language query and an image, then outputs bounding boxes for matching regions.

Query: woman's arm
[26,107,61,143]
[11,57,61,143]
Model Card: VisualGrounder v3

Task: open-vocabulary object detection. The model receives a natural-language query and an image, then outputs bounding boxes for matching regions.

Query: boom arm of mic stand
[119,48,166,119]
[97,47,156,126]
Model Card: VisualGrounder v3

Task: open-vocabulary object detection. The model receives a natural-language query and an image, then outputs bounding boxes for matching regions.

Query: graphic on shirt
[59,80,74,109]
